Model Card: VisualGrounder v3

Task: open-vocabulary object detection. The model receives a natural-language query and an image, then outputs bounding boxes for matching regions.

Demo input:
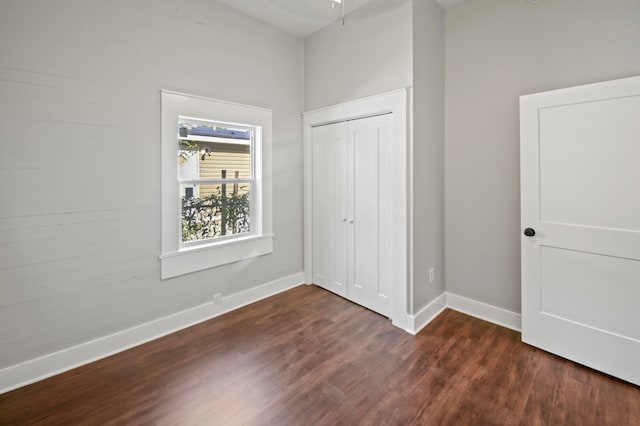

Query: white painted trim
[406,291,521,335]
[303,88,408,117]
[162,89,272,112]
[446,292,522,332]
[406,292,447,335]
[161,235,274,279]
[303,88,409,330]
[0,272,305,395]
[407,87,414,312]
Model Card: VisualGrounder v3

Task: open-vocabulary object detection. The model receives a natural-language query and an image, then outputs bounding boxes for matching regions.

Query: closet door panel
[334,125,349,291]
[311,125,332,289]
[348,114,392,317]
[312,122,348,297]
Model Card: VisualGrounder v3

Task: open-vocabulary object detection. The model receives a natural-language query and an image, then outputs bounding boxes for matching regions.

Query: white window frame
[160,90,273,279]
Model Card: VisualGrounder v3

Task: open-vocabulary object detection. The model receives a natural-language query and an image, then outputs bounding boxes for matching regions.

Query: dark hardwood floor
[1,285,639,425]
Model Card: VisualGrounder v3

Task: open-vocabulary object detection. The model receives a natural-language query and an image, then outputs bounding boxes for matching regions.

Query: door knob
[342,218,347,222]
[523,228,536,237]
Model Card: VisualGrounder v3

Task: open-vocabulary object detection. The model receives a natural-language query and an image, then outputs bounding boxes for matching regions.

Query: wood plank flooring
[1,285,639,425]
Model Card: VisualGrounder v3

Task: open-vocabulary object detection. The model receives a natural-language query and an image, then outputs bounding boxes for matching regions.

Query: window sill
[159,234,274,279]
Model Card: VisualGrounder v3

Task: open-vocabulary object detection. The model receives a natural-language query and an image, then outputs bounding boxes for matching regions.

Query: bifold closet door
[312,121,348,298]
[347,114,392,317]
[311,114,392,318]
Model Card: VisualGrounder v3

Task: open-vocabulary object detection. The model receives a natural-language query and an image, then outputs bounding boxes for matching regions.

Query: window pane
[181,183,251,243]
[178,147,199,180]
[199,142,251,180]
[178,118,252,181]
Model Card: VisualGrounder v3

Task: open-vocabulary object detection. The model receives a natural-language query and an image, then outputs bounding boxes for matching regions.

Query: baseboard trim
[446,292,521,332]
[407,292,522,335]
[0,272,305,395]
[406,293,447,335]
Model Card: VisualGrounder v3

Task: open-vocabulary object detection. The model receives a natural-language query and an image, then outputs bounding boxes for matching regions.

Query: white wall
[304,0,413,111]
[0,0,304,369]
[411,0,445,313]
[445,0,640,312]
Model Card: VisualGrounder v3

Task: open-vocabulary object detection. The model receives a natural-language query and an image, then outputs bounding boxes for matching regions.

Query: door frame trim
[303,89,409,330]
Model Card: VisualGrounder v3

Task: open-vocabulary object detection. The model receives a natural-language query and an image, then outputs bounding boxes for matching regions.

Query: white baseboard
[406,292,522,335]
[406,293,447,335]
[0,272,305,395]
[446,292,521,332]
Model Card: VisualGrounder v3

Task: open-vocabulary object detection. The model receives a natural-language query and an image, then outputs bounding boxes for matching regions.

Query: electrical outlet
[428,267,435,283]
[213,292,223,305]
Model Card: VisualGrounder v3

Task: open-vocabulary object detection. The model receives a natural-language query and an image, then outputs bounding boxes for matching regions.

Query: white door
[520,76,640,386]
[312,121,348,298]
[312,114,393,317]
[347,114,393,316]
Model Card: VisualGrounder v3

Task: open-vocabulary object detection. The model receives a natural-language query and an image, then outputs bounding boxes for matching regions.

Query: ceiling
[213,0,469,38]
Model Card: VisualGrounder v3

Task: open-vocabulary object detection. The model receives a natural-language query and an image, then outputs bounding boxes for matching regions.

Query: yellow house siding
[199,142,251,198]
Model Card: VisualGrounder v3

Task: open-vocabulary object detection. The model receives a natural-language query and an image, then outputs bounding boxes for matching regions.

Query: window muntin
[177,117,256,246]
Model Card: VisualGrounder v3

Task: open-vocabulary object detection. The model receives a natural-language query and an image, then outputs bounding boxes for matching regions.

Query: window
[160,91,273,279]
[178,118,253,245]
